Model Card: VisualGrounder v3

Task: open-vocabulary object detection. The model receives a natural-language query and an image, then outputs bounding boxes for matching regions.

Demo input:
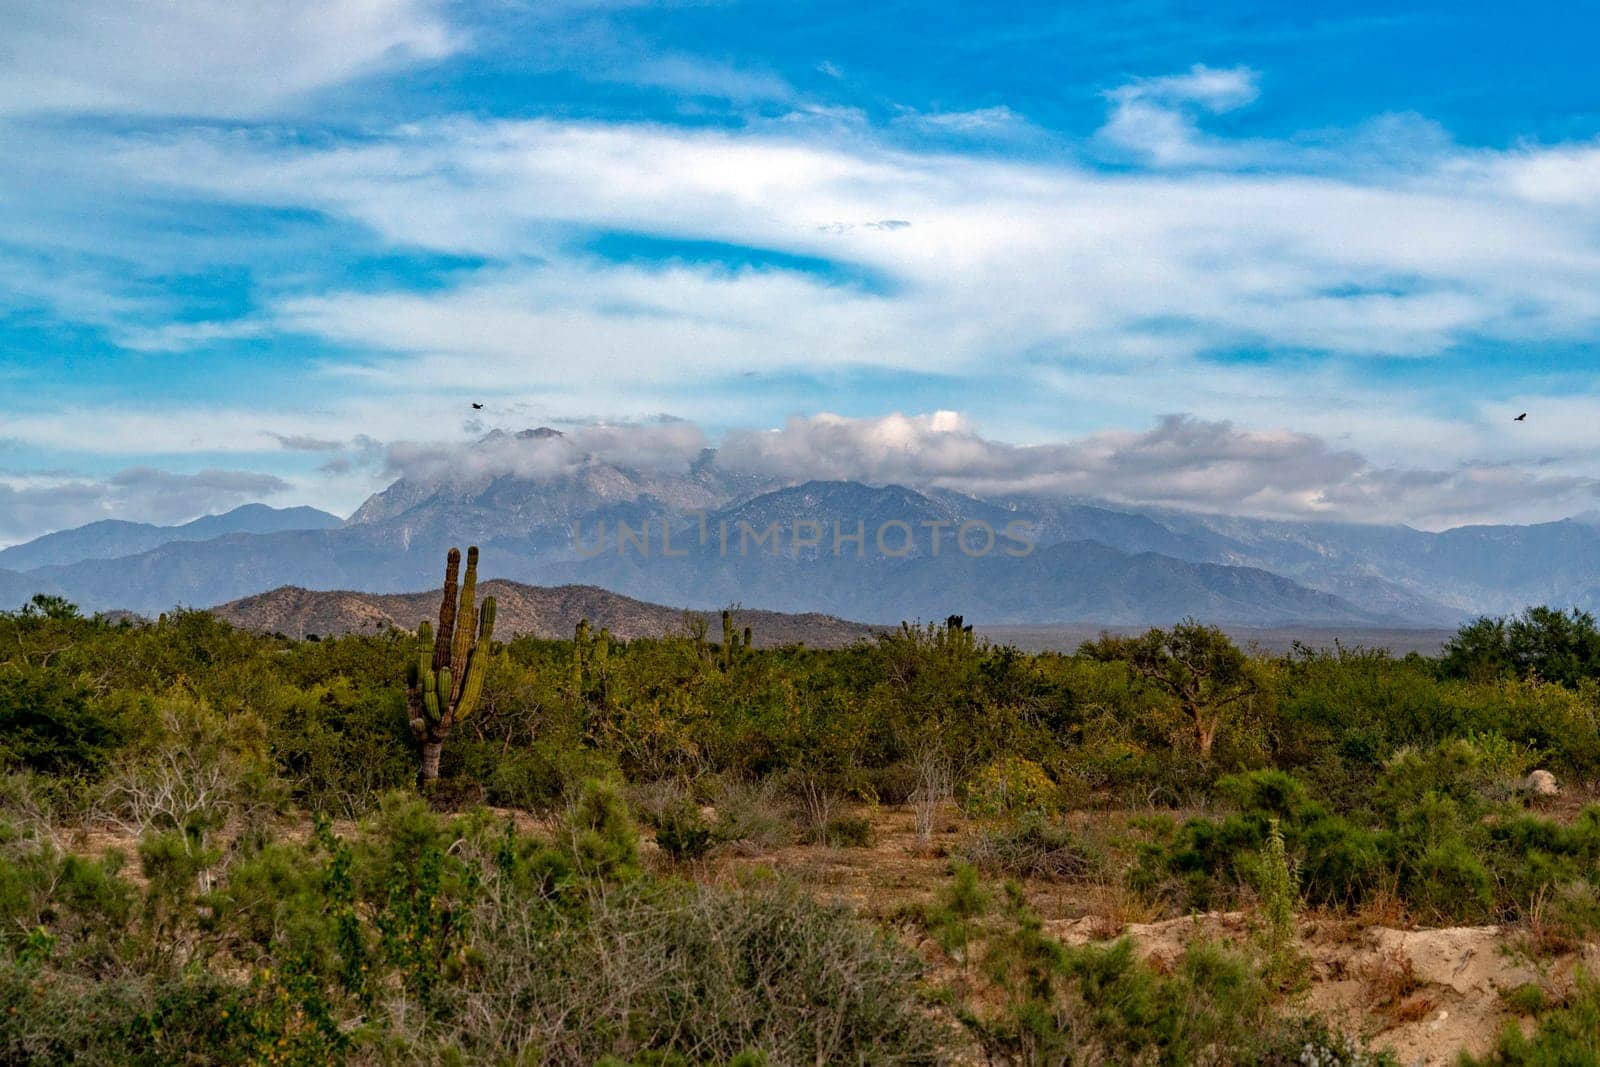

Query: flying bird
[472,403,484,410]
[1514,412,1527,421]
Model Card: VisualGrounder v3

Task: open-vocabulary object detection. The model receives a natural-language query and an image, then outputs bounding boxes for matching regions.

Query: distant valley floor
[978,623,1456,656]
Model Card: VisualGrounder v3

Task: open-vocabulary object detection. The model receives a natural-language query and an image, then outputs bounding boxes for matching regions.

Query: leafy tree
[1089,620,1256,759]
[1442,606,1600,687]
[16,595,81,622]
[0,668,123,774]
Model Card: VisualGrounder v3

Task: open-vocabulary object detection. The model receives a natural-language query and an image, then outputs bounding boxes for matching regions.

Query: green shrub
[1465,970,1600,1065]
[963,756,1056,819]
[822,813,874,848]
[653,801,716,862]
[969,883,1390,1067]
[0,670,123,776]
[566,779,641,881]
[463,877,944,1065]
[1502,983,1547,1017]
[0,963,251,1066]
[1407,840,1495,923]
[477,738,620,812]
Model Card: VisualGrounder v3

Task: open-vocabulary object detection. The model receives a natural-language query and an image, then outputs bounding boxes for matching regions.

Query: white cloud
[335,412,1600,529]
[106,110,1600,391]
[113,318,271,353]
[0,0,456,119]
[627,55,794,103]
[1098,64,1261,167]
[1111,65,1261,112]
[901,105,1033,136]
[1473,143,1600,208]
[383,421,709,485]
[716,412,1599,528]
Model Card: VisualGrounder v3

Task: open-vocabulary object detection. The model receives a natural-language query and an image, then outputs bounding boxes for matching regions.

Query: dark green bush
[652,801,715,862]
[823,813,875,848]
[0,670,123,776]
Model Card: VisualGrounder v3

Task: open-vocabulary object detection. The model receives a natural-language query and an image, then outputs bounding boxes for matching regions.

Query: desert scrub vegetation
[0,785,944,1065]
[917,868,1390,1066]
[1464,970,1600,1065]
[3,590,1600,1061]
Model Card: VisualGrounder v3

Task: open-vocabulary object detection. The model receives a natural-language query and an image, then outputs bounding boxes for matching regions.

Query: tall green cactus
[407,546,498,785]
[572,618,590,697]
[570,617,615,707]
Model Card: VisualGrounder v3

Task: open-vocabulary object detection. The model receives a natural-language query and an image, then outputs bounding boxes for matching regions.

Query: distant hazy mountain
[7,429,1596,628]
[1148,511,1600,618]
[24,530,358,612]
[0,504,342,572]
[0,568,58,610]
[536,481,1397,626]
[213,580,881,646]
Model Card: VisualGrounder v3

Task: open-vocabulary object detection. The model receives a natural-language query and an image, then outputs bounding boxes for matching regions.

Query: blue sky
[1,0,1599,543]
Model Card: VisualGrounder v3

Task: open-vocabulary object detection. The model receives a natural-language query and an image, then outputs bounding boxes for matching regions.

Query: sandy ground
[695,804,1599,1065]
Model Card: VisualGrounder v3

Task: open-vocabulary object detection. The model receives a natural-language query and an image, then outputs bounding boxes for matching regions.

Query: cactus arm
[456,648,487,723]
[458,609,493,713]
[449,546,479,698]
[454,597,498,723]
[420,663,441,722]
[435,667,452,715]
[432,548,461,671]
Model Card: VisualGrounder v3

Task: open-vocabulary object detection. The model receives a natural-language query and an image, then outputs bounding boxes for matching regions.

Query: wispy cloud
[627,55,794,102]
[0,1,457,119]
[106,108,1600,386]
[384,420,709,484]
[897,104,1036,137]
[1097,64,1261,166]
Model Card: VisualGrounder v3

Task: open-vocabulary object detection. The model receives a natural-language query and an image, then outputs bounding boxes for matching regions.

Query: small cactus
[719,609,752,669]
[407,547,498,785]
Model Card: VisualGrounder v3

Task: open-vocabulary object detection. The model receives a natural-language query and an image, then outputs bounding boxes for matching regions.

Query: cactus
[719,609,752,670]
[593,627,611,705]
[407,546,498,786]
[572,618,590,697]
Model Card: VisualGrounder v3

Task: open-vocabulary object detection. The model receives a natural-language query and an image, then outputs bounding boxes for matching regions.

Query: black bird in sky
[1514,412,1527,421]
[472,403,484,410]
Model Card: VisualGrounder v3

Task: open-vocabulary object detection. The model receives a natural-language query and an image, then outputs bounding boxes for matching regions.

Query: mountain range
[3,428,1596,629]
[0,503,342,572]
